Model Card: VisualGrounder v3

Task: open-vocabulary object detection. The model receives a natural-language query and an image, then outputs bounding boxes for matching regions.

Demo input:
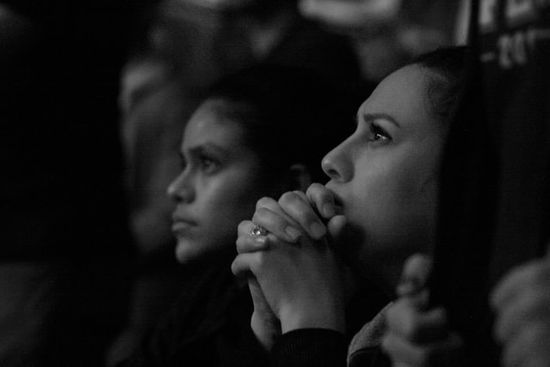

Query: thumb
[249,279,270,311]
[248,278,279,323]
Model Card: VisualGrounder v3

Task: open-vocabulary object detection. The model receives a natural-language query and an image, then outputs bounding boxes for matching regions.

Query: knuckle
[307,182,324,193]
[253,209,284,231]
[292,190,308,200]
[256,196,275,209]
[279,191,299,206]
[253,207,270,220]
[238,220,252,233]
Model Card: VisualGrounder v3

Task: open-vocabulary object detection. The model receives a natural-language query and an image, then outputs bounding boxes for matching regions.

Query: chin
[174,239,203,264]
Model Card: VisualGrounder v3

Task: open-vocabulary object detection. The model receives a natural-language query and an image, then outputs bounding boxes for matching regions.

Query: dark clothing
[270,289,391,367]
[120,262,268,367]
[272,329,348,367]
[121,259,388,367]
[270,322,390,367]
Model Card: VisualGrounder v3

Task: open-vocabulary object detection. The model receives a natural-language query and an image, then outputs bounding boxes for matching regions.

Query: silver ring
[250,224,268,237]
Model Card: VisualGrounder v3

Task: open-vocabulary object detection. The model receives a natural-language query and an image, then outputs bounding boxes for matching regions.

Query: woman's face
[322,65,449,291]
[167,99,266,264]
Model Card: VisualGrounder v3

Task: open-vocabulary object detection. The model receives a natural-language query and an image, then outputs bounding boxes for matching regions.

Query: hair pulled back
[411,46,471,122]
[205,64,363,183]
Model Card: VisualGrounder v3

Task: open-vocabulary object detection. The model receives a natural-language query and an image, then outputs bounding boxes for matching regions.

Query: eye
[368,123,392,144]
[199,154,220,173]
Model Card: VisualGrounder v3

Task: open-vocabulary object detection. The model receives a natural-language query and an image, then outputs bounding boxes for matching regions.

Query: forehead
[183,99,244,149]
[359,65,435,130]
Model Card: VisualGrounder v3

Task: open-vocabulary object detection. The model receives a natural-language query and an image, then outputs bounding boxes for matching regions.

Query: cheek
[200,178,260,235]
[346,155,437,248]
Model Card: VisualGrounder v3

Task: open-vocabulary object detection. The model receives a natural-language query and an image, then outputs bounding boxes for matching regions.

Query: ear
[288,164,312,192]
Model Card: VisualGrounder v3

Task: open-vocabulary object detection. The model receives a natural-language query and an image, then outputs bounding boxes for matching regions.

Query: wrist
[279,305,346,335]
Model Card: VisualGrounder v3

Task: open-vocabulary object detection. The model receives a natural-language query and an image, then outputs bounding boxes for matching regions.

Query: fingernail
[322,203,335,217]
[310,222,326,239]
[285,227,301,242]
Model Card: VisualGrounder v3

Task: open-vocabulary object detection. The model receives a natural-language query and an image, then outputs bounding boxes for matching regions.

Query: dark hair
[411,46,471,122]
[203,64,363,184]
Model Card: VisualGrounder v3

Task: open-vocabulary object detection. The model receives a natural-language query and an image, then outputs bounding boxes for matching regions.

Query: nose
[321,138,353,183]
[166,170,194,203]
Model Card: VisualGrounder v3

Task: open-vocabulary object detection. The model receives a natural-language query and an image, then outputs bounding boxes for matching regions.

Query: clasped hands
[231,183,347,350]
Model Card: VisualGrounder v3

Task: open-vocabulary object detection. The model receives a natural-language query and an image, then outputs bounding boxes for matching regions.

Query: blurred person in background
[119,64,361,367]
[107,81,189,366]
[119,0,364,120]
[110,0,367,363]
[298,0,462,81]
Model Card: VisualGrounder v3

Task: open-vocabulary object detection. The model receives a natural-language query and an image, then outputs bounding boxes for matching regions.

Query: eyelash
[368,123,391,144]
[199,154,220,172]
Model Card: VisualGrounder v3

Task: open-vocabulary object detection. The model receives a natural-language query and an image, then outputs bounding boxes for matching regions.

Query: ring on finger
[250,224,268,238]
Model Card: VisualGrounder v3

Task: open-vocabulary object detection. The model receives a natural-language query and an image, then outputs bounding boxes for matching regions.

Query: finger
[236,232,270,253]
[279,191,326,240]
[494,289,550,342]
[306,183,337,219]
[327,215,346,242]
[386,300,448,343]
[231,253,259,278]
[396,254,433,297]
[253,205,302,243]
[491,259,550,312]
[256,197,299,226]
[502,322,550,367]
[238,220,256,237]
[248,278,276,317]
[238,220,270,242]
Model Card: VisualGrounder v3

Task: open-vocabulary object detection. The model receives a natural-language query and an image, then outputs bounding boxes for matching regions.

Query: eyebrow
[188,143,228,158]
[357,112,401,128]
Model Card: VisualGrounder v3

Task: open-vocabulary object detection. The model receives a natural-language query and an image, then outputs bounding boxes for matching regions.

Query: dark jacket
[120,261,268,367]
[270,285,391,367]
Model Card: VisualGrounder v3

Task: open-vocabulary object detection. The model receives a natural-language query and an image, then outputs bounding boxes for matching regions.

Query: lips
[171,214,197,235]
